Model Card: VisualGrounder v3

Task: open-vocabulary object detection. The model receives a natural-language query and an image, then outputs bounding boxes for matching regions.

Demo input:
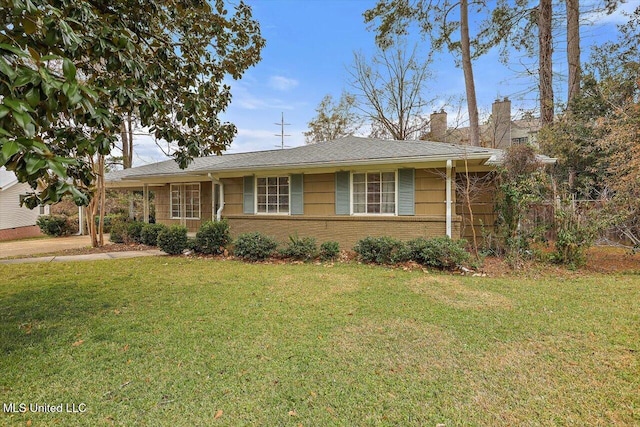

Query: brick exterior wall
[225,215,462,249]
[0,225,43,241]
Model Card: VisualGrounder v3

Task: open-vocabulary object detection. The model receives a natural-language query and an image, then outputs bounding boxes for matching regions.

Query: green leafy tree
[0,0,264,208]
[304,92,360,144]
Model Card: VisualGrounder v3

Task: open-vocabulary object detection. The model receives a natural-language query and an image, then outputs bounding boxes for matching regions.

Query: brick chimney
[492,97,511,148]
[429,109,447,142]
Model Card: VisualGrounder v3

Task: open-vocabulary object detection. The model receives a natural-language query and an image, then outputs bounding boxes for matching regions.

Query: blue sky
[133,0,639,165]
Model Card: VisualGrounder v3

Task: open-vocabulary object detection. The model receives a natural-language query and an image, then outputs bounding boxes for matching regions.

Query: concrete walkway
[0,235,103,259]
[0,249,166,264]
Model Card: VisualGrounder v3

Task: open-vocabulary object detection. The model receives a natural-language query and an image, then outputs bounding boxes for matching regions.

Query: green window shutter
[243,176,254,214]
[290,174,304,215]
[398,168,415,216]
[335,171,350,215]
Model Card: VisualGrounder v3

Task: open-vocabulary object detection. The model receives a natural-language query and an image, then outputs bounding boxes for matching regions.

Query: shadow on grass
[0,282,119,354]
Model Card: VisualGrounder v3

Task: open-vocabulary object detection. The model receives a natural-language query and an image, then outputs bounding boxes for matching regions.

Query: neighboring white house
[0,167,49,241]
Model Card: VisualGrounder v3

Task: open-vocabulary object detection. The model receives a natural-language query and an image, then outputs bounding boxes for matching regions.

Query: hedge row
[353,236,470,270]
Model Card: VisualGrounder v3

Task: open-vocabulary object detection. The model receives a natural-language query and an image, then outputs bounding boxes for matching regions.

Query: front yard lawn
[1,258,638,425]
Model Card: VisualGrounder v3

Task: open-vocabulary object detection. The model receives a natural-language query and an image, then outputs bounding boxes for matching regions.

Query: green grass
[0,258,638,426]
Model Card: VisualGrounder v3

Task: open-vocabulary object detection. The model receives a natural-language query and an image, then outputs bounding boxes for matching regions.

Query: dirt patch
[478,245,640,278]
[409,276,513,310]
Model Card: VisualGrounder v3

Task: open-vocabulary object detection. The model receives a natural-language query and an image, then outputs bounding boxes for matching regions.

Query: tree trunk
[567,0,580,104]
[121,113,134,169]
[539,0,554,125]
[460,0,480,146]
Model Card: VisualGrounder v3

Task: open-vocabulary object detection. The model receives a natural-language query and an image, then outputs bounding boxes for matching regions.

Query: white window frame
[255,175,290,215]
[350,170,398,216]
[170,183,201,220]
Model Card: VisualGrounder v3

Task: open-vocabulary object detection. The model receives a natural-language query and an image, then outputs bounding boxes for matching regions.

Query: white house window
[170,183,200,219]
[256,176,289,214]
[353,172,395,214]
[512,136,528,144]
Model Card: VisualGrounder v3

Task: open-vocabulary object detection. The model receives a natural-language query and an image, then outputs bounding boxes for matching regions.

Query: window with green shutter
[397,168,415,215]
[335,171,350,215]
[243,176,254,214]
[290,174,304,215]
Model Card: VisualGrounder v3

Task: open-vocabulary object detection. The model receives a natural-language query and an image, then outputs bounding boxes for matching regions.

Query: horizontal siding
[0,183,42,230]
[415,168,448,216]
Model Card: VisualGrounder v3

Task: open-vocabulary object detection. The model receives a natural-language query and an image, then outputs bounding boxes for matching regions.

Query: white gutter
[445,159,452,238]
[208,173,224,221]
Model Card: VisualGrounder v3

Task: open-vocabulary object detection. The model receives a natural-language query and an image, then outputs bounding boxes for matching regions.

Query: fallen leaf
[113,309,121,315]
[214,409,223,419]
[72,339,84,347]
[26,421,32,427]
[123,344,129,352]
[288,410,297,416]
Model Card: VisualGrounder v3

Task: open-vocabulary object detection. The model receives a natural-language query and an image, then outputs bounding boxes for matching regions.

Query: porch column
[446,159,453,238]
[143,184,149,223]
[77,205,84,235]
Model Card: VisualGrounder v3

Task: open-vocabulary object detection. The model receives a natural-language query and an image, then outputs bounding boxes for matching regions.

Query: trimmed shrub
[109,219,127,243]
[319,241,340,261]
[280,235,318,261]
[125,221,145,244]
[353,236,406,264]
[36,215,75,236]
[140,223,168,246]
[95,214,126,234]
[233,232,278,261]
[407,236,470,270]
[195,220,231,255]
[157,225,188,255]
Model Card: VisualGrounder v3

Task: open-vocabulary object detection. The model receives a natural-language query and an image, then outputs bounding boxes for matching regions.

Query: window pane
[268,177,277,186]
[353,203,365,213]
[368,203,380,213]
[353,173,365,184]
[382,180,395,193]
[382,205,394,213]
[367,172,380,183]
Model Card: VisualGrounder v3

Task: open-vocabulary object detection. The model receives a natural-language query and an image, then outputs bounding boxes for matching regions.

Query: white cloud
[268,75,299,91]
[583,1,639,26]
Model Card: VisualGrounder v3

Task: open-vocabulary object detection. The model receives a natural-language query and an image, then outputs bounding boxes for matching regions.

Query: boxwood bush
[233,232,278,261]
[109,218,128,243]
[195,220,231,254]
[36,215,76,236]
[125,221,145,244]
[319,241,340,261]
[280,235,318,261]
[157,225,188,255]
[140,223,168,246]
[353,236,407,264]
[407,236,470,270]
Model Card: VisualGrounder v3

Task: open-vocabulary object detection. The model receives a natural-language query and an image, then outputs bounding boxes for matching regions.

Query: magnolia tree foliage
[0,0,264,207]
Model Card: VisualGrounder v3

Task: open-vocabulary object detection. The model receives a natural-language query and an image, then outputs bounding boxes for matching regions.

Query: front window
[257,176,289,214]
[170,183,200,219]
[353,172,395,214]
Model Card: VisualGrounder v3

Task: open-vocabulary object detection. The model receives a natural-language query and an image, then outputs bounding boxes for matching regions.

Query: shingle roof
[107,136,497,183]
